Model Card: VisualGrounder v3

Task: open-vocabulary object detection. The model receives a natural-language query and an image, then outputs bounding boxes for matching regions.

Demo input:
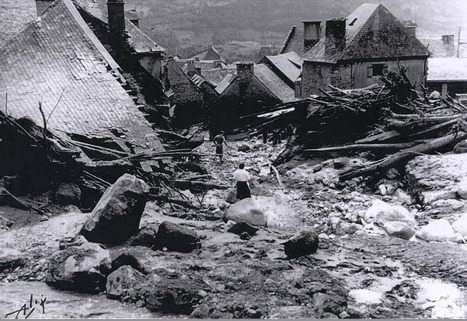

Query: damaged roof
[427,58,467,82]
[0,0,155,141]
[303,3,430,63]
[260,52,302,85]
[254,64,296,102]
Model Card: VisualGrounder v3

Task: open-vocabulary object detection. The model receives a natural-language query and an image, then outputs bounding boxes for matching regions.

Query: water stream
[1,281,163,319]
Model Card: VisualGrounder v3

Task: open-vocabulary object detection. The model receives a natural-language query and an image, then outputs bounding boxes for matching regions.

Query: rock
[225,189,238,204]
[378,184,387,196]
[0,215,13,229]
[457,178,467,199]
[126,226,157,247]
[364,200,416,226]
[106,265,147,299]
[333,157,349,169]
[284,228,319,258]
[237,144,250,152]
[156,221,201,253]
[46,242,111,293]
[269,306,311,319]
[415,219,458,242]
[227,221,259,236]
[55,183,81,206]
[452,214,467,237]
[386,168,400,179]
[80,174,149,244]
[189,305,212,318]
[382,221,416,240]
[111,253,148,275]
[177,161,208,174]
[393,189,412,205]
[335,222,361,235]
[58,235,88,250]
[453,139,467,154]
[0,249,27,272]
[423,190,458,204]
[146,278,204,314]
[240,232,251,240]
[224,198,267,227]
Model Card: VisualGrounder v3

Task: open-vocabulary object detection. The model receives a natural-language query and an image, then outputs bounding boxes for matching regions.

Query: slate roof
[427,58,467,82]
[303,3,430,63]
[188,45,226,63]
[0,0,155,141]
[163,59,203,104]
[280,26,305,56]
[420,37,467,58]
[74,0,165,54]
[201,66,237,86]
[260,52,302,84]
[254,64,296,102]
[0,0,35,47]
[215,74,235,94]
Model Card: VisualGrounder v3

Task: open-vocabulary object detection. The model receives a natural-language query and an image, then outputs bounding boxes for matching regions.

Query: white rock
[415,219,458,242]
[452,214,467,237]
[378,184,387,196]
[383,221,416,240]
[224,198,267,226]
[423,190,458,204]
[364,199,416,226]
[457,177,467,199]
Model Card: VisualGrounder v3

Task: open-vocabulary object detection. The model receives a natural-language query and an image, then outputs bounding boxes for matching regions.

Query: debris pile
[253,70,467,182]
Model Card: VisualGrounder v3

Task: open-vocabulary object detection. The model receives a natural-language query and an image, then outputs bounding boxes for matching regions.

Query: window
[367,64,388,77]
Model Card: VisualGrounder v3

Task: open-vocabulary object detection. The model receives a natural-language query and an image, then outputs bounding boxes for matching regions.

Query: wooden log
[170,180,230,191]
[304,142,417,154]
[340,131,467,181]
[0,187,49,216]
[355,130,400,144]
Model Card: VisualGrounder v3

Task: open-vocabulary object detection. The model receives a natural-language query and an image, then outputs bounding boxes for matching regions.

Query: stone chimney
[127,9,139,29]
[325,19,346,55]
[403,20,417,37]
[236,62,254,82]
[442,34,454,45]
[35,0,55,16]
[303,21,321,52]
[107,0,126,34]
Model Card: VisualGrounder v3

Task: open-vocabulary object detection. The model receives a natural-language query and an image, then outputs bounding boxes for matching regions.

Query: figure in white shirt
[233,163,251,200]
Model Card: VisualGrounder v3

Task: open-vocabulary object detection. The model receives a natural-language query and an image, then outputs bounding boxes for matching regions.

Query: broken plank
[304,142,417,154]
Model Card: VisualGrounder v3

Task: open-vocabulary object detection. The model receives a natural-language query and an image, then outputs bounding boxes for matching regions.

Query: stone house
[210,62,295,135]
[427,58,467,101]
[0,0,163,149]
[282,3,430,97]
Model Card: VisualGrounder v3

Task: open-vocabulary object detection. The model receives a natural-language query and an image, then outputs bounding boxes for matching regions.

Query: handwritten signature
[5,294,47,319]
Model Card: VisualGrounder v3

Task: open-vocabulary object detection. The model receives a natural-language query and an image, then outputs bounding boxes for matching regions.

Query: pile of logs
[257,70,467,181]
[0,111,225,215]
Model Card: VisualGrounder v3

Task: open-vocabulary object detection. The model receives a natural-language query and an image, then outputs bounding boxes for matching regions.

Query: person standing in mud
[213,131,228,163]
[233,163,251,199]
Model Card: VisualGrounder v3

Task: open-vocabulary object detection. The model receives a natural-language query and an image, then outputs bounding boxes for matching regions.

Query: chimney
[303,21,321,52]
[325,19,346,55]
[236,62,254,82]
[442,34,454,45]
[35,0,55,16]
[127,9,139,29]
[107,0,126,34]
[403,20,417,37]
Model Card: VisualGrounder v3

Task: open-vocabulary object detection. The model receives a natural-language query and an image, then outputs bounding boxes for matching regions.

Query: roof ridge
[280,26,296,54]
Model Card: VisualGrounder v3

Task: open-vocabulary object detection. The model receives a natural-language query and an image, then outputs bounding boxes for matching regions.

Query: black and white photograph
[1,0,467,318]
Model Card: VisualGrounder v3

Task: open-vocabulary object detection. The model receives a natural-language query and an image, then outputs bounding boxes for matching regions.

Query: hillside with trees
[125,0,467,62]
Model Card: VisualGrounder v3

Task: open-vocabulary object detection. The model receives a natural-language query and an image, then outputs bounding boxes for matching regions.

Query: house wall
[138,55,163,80]
[301,58,427,96]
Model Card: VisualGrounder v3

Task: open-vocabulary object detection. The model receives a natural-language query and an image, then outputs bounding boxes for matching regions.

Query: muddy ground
[1,135,467,319]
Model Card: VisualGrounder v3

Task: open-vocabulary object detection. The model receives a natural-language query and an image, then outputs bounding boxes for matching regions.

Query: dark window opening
[371,63,388,76]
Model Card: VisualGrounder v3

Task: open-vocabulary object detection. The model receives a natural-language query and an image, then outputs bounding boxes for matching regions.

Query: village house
[0,0,164,151]
[426,57,467,102]
[282,3,430,97]
[210,62,296,135]
[162,58,205,128]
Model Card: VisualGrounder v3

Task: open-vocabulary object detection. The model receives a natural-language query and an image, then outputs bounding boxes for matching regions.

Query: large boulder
[382,221,416,240]
[457,178,467,199]
[415,219,459,243]
[126,226,158,247]
[46,242,111,293]
[156,221,201,253]
[284,228,319,258]
[80,174,149,244]
[364,200,416,226]
[106,265,147,299]
[224,198,267,227]
[452,214,467,237]
[146,278,204,315]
